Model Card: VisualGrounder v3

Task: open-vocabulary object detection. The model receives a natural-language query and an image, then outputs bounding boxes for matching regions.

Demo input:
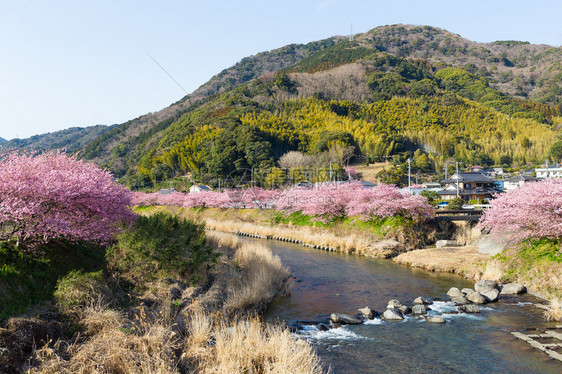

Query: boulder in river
[451,296,470,305]
[387,299,402,308]
[480,288,499,302]
[317,323,330,331]
[458,304,480,313]
[466,291,487,304]
[475,279,499,292]
[427,317,446,323]
[411,304,428,315]
[330,313,363,325]
[358,306,376,319]
[382,309,404,321]
[398,305,412,315]
[500,283,527,295]
[446,287,463,298]
[414,296,432,305]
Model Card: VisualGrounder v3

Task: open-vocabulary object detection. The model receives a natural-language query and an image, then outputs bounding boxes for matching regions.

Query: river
[244,238,562,373]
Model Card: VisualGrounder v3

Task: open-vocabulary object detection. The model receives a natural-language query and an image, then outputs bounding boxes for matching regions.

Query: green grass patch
[270,211,413,236]
[106,212,219,287]
[0,241,106,321]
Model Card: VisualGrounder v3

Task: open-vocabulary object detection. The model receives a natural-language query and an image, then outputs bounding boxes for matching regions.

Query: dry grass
[545,298,562,322]
[224,243,291,314]
[30,311,324,374]
[183,313,324,374]
[392,245,489,279]
[204,231,292,315]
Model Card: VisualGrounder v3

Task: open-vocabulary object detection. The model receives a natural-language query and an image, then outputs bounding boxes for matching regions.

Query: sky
[1,0,561,140]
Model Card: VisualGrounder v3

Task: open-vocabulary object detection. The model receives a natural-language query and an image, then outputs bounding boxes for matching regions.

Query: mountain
[11,25,562,186]
[0,137,6,144]
[2,125,114,153]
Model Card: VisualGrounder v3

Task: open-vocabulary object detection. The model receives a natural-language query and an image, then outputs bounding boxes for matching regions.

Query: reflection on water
[251,238,562,374]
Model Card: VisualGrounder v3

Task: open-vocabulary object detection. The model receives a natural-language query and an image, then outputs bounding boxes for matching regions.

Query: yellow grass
[183,313,324,374]
[392,245,489,279]
[545,298,562,322]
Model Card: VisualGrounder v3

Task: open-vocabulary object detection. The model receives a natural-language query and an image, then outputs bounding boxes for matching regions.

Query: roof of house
[438,187,497,196]
[505,175,538,183]
[535,167,562,172]
[441,172,494,184]
[191,184,212,191]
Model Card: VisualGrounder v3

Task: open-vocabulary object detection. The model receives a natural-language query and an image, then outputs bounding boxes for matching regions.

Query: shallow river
[248,238,562,373]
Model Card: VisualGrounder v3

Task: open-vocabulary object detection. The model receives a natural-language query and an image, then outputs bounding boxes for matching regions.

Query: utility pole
[456,162,460,197]
[407,158,411,191]
[218,178,221,193]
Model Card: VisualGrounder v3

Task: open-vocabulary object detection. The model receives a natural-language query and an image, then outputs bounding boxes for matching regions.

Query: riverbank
[1,213,324,373]
[144,206,561,322]
[140,206,433,258]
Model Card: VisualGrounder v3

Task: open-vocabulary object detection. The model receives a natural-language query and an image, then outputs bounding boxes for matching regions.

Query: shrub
[54,270,109,312]
[107,213,217,285]
[447,197,465,210]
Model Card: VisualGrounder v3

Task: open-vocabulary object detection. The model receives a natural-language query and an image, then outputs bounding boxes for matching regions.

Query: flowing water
[248,238,562,373]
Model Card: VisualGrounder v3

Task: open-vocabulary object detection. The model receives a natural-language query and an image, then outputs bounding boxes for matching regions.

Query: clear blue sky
[1,0,561,140]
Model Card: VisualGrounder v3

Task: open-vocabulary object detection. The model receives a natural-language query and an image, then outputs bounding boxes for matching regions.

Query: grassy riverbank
[141,205,434,258]
[141,206,562,322]
[1,213,323,373]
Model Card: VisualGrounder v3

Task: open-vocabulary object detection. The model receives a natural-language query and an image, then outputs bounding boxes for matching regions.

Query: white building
[534,167,562,178]
[189,184,212,194]
[503,175,538,191]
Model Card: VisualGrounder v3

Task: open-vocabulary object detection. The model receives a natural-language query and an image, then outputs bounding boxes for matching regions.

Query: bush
[107,213,218,285]
[447,197,465,210]
[54,270,109,312]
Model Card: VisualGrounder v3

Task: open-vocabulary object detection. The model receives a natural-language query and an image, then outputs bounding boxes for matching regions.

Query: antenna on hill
[350,22,354,41]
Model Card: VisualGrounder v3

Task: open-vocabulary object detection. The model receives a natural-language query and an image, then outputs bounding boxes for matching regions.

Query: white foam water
[363,317,384,325]
[297,324,369,341]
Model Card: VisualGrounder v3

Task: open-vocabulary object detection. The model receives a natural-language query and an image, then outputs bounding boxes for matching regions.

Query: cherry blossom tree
[479,178,562,242]
[0,151,136,248]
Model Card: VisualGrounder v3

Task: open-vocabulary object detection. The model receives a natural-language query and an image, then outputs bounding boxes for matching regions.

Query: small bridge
[435,210,484,222]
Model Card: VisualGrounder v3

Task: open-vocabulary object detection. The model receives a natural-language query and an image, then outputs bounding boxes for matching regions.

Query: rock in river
[451,296,469,305]
[382,309,404,321]
[458,304,480,313]
[387,299,402,308]
[411,304,427,315]
[480,288,499,302]
[461,288,474,295]
[399,305,412,315]
[414,296,432,305]
[500,283,527,295]
[358,306,376,319]
[446,287,463,298]
[466,291,487,304]
[427,317,446,323]
[475,279,499,292]
[330,313,363,325]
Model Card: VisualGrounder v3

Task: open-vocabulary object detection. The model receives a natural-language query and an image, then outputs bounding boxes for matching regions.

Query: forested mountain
[9,25,562,187]
[2,125,114,153]
[0,137,6,144]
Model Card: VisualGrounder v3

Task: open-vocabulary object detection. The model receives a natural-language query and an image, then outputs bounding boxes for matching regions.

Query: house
[189,184,212,194]
[469,165,484,173]
[422,182,441,189]
[535,167,562,179]
[503,175,538,191]
[438,172,498,201]
[158,188,175,195]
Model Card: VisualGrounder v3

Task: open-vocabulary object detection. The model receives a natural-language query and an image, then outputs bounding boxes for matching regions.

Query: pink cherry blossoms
[0,151,136,248]
[479,178,562,243]
[133,182,433,222]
